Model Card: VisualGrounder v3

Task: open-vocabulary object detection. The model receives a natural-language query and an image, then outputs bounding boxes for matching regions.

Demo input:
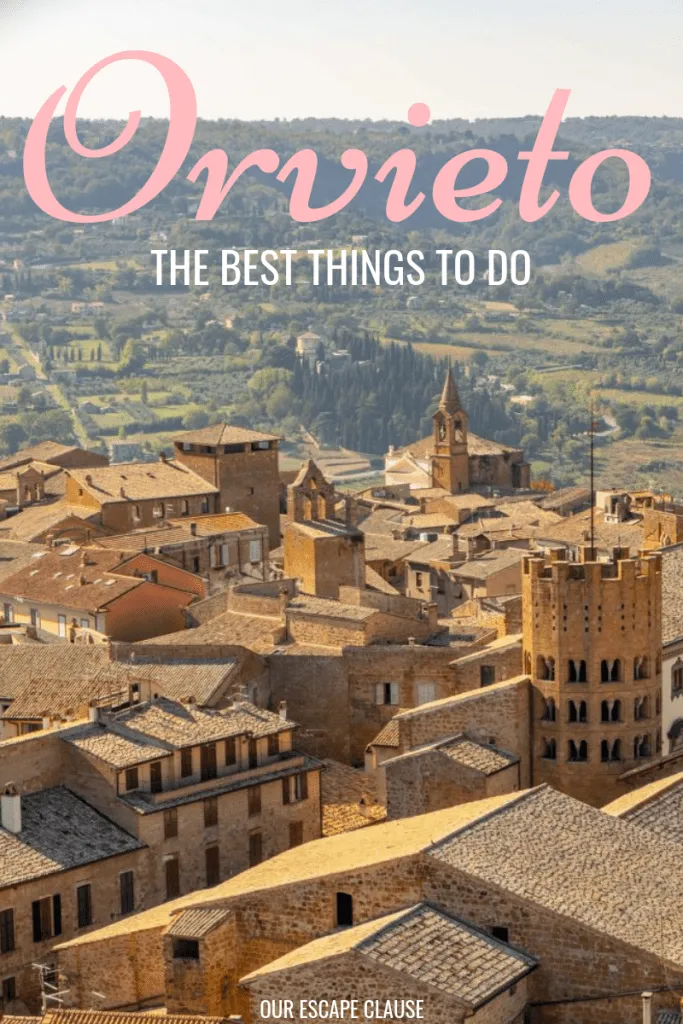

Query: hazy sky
[1,0,682,121]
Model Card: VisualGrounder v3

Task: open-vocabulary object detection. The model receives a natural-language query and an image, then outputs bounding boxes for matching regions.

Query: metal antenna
[589,400,596,557]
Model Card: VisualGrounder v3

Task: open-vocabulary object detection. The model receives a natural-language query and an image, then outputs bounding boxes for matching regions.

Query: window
[57,613,66,637]
[2,977,16,1004]
[124,766,139,792]
[0,910,14,954]
[205,845,220,887]
[172,938,199,960]
[32,895,61,942]
[249,831,263,867]
[268,732,280,757]
[80,618,89,630]
[200,743,217,781]
[180,748,193,778]
[491,926,509,943]
[283,774,308,805]
[634,656,650,680]
[568,739,588,762]
[131,504,141,521]
[247,786,261,817]
[375,682,399,706]
[165,857,180,900]
[248,738,258,769]
[192,556,200,574]
[601,739,621,762]
[180,500,189,516]
[225,737,237,765]
[29,608,40,628]
[76,884,92,929]
[601,699,621,723]
[249,540,261,563]
[203,797,218,828]
[150,761,163,793]
[163,808,178,839]
[568,659,587,683]
[541,698,556,722]
[415,571,423,588]
[634,735,651,759]
[537,656,555,681]
[601,659,621,682]
[541,738,556,760]
[289,821,304,848]
[336,892,353,928]
[634,696,649,721]
[480,665,496,687]
[416,681,436,704]
[673,660,683,698]
[568,700,587,724]
[119,871,135,915]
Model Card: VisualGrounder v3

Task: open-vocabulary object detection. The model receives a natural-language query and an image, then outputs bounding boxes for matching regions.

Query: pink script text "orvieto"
[23,50,653,225]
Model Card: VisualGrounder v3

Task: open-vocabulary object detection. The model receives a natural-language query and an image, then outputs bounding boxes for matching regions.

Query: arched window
[542,738,556,760]
[180,499,189,516]
[634,696,649,721]
[601,659,621,683]
[541,697,556,722]
[568,700,587,724]
[602,739,621,762]
[568,739,588,762]
[634,656,649,680]
[537,656,555,681]
[600,739,609,763]
[634,735,651,759]
[568,659,587,683]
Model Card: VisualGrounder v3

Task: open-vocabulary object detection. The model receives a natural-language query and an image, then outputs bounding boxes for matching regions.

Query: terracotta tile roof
[68,461,218,504]
[321,759,385,836]
[662,544,683,645]
[64,697,289,766]
[428,784,683,967]
[142,610,282,652]
[536,508,645,552]
[0,786,141,888]
[241,903,537,1005]
[539,486,591,511]
[166,907,230,937]
[287,596,376,622]
[369,719,400,749]
[363,535,430,564]
[0,540,48,583]
[42,1012,229,1024]
[394,432,522,461]
[451,547,525,581]
[435,735,519,774]
[0,441,83,472]
[4,502,102,543]
[365,566,400,595]
[174,424,279,446]
[0,546,143,612]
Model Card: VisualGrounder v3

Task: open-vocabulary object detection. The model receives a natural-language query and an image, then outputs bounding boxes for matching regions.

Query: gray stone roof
[618,777,683,845]
[63,698,291,767]
[437,735,519,775]
[359,903,537,1006]
[0,786,141,888]
[429,785,683,968]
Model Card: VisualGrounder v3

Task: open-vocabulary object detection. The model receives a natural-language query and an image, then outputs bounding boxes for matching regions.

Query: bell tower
[430,368,469,493]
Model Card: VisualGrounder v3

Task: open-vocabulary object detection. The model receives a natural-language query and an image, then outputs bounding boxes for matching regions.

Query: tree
[182,409,210,430]
[0,422,26,454]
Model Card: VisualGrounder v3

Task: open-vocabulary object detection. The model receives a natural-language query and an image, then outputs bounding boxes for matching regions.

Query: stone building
[92,511,269,590]
[523,547,662,806]
[64,458,219,533]
[0,546,202,642]
[241,902,537,1024]
[173,425,281,548]
[660,543,683,754]
[385,369,530,493]
[0,696,321,1010]
[52,786,683,1024]
[283,461,365,599]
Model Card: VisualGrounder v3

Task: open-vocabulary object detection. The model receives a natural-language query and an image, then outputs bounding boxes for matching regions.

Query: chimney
[119,487,126,499]
[279,587,291,616]
[88,704,99,723]
[159,451,167,463]
[79,574,87,586]
[641,993,652,1024]
[1,784,21,834]
[85,474,92,485]
[408,636,416,646]
[425,602,439,630]
[278,700,288,720]
[190,522,197,537]
[344,495,358,529]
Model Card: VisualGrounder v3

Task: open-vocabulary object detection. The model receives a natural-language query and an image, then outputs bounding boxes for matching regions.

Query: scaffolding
[32,963,70,1014]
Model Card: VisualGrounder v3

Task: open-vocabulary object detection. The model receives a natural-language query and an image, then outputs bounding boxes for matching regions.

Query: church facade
[385,369,530,493]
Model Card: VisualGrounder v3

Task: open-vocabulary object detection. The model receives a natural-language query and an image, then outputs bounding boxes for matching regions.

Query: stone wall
[384,749,519,819]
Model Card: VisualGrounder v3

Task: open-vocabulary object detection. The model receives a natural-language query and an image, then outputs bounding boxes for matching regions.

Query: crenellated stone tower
[523,546,662,806]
